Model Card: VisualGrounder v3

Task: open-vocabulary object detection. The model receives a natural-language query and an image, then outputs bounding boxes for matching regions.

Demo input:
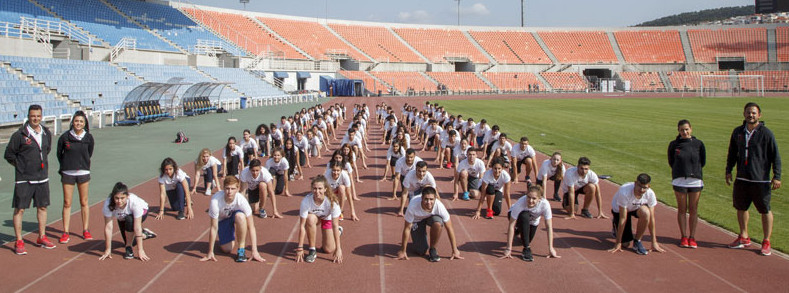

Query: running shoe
[83,230,93,240]
[236,248,248,262]
[36,236,56,249]
[761,240,771,256]
[59,233,70,244]
[15,240,27,255]
[205,189,212,196]
[305,248,317,263]
[338,226,344,236]
[552,194,561,202]
[124,246,134,259]
[581,209,593,219]
[143,228,157,240]
[633,240,648,255]
[727,236,751,249]
[485,209,494,219]
[176,210,186,220]
[461,191,470,201]
[259,209,268,219]
[446,162,453,168]
[521,247,533,262]
[428,247,440,262]
[688,238,698,249]
[679,237,689,248]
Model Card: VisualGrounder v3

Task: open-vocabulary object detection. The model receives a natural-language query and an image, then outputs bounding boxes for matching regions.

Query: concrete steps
[249,17,314,60]
[388,27,431,64]
[321,23,375,63]
[463,30,496,64]
[679,30,696,65]
[607,32,626,64]
[531,32,559,64]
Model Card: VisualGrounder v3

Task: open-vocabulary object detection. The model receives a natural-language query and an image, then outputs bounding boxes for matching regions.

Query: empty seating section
[614,31,685,63]
[482,72,542,91]
[108,0,242,55]
[538,31,617,64]
[329,24,422,63]
[394,28,487,63]
[427,72,491,92]
[4,55,138,111]
[687,28,767,63]
[540,72,588,91]
[198,66,284,98]
[258,17,368,61]
[0,58,76,123]
[369,71,435,94]
[0,0,58,25]
[119,63,239,101]
[778,27,789,62]
[35,0,175,51]
[469,31,551,64]
[666,71,727,91]
[740,71,789,91]
[618,72,665,91]
[338,70,387,94]
[181,9,304,59]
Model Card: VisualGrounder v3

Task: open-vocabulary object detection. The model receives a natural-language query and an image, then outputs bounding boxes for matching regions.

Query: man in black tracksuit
[725,102,782,256]
[4,105,55,254]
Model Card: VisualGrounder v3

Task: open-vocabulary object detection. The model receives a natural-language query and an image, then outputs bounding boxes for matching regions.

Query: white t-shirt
[404,196,451,224]
[512,144,536,160]
[299,193,342,220]
[223,146,243,160]
[454,145,473,162]
[537,159,565,179]
[240,138,259,153]
[611,182,657,213]
[387,146,406,161]
[462,121,477,134]
[441,135,461,149]
[474,124,490,136]
[509,197,552,226]
[341,134,362,147]
[491,141,513,157]
[457,158,486,177]
[326,171,352,190]
[402,169,437,193]
[239,166,274,190]
[294,136,310,152]
[483,130,501,144]
[325,161,354,178]
[102,193,148,219]
[200,156,221,171]
[208,191,253,220]
[561,167,599,194]
[482,169,511,192]
[265,158,290,175]
[158,169,190,191]
[394,156,423,175]
[271,128,284,141]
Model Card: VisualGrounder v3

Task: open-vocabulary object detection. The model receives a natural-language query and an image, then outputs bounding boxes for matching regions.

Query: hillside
[635,5,755,26]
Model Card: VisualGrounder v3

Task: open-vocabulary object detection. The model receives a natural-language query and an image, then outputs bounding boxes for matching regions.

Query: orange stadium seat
[469,31,551,64]
[329,24,423,63]
[338,70,389,93]
[666,71,728,91]
[777,27,789,62]
[540,72,588,91]
[618,72,665,91]
[258,17,369,61]
[181,8,306,59]
[687,28,768,63]
[482,72,543,91]
[427,72,491,92]
[393,28,488,63]
[369,71,436,94]
[614,31,685,64]
[740,71,789,91]
[537,31,617,64]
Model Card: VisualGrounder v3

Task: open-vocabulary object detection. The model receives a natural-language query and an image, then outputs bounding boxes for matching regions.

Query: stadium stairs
[249,16,313,60]
[387,27,431,64]
[97,0,187,54]
[463,31,497,65]
[322,23,375,63]
[474,72,497,91]
[26,0,110,47]
[606,32,626,64]
[531,32,559,64]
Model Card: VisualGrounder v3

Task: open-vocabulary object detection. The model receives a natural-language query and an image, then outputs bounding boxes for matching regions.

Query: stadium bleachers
[614,30,685,64]
[369,71,435,94]
[257,17,369,62]
[108,0,242,55]
[666,71,728,91]
[119,63,240,100]
[198,66,284,98]
[777,27,788,63]
[618,72,665,91]
[0,57,78,123]
[34,0,176,51]
[469,31,551,64]
[540,72,588,91]
[538,31,617,64]
[427,72,491,92]
[329,24,423,63]
[181,8,304,59]
[338,70,388,94]
[687,28,768,63]
[740,71,789,91]
[0,0,58,25]
[393,28,488,63]
[482,72,543,91]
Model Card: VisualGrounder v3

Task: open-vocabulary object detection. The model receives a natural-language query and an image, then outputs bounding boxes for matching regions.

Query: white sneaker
[205,189,212,196]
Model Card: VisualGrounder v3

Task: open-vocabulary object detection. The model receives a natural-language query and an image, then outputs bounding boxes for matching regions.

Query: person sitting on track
[608,173,665,255]
[473,158,512,219]
[156,157,193,220]
[561,157,608,219]
[239,159,281,219]
[192,148,221,196]
[511,136,538,186]
[501,185,560,262]
[537,152,566,202]
[201,176,265,263]
[398,161,438,217]
[327,161,358,221]
[397,186,463,262]
[99,182,157,261]
[454,147,486,201]
[295,176,344,263]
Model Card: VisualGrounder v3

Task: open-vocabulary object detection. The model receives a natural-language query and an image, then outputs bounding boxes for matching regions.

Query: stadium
[0,0,787,292]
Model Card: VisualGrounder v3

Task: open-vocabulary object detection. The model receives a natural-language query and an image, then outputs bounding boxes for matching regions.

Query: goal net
[700,75,764,97]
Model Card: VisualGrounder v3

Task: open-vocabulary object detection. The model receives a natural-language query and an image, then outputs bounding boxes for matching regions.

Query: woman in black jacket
[667,119,706,249]
[57,111,95,244]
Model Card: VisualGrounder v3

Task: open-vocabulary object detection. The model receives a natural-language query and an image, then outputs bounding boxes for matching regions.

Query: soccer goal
[700,75,764,97]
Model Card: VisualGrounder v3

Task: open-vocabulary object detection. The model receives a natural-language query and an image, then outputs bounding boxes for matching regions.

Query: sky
[180,0,754,27]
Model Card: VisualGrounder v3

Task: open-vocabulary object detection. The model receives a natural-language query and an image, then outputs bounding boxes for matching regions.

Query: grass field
[440,96,788,252]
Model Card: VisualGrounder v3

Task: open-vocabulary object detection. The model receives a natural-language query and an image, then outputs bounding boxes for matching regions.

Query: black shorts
[561,185,586,208]
[248,188,261,204]
[672,185,703,193]
[13,181,50,209]
[61,173,91,184]
[389,157,398,167]
[732,180,771,213]
[611,210,640,243]
[410,215,444,254]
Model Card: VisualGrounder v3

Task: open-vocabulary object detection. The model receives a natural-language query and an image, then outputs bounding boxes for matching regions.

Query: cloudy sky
[184,0,753,27]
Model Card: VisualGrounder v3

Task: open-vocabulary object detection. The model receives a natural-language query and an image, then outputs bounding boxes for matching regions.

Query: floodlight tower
[240,0,249,10]
[455,0,461,26]
[521,0,525,27]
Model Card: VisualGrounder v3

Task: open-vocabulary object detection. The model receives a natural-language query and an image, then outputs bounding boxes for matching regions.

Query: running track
[3,95,788,293]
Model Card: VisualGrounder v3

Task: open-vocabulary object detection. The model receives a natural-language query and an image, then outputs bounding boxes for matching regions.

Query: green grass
[441,96,788,252]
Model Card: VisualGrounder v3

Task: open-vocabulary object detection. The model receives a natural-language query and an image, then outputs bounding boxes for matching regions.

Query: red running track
[2,95,787,293]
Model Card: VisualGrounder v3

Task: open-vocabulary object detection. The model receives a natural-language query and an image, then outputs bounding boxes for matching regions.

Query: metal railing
[110,37,137,62]
[19,17,100,47]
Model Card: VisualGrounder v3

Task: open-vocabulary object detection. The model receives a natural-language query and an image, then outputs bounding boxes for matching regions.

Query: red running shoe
[83,230,93,240]
[761,240,771,256]
[688,238,698,249]
[485,209,494,219]
[59,233,70,244]
[679,237,689,248]
[37,236,56,249]
[15,240,27,255]
[727,236,751,249]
